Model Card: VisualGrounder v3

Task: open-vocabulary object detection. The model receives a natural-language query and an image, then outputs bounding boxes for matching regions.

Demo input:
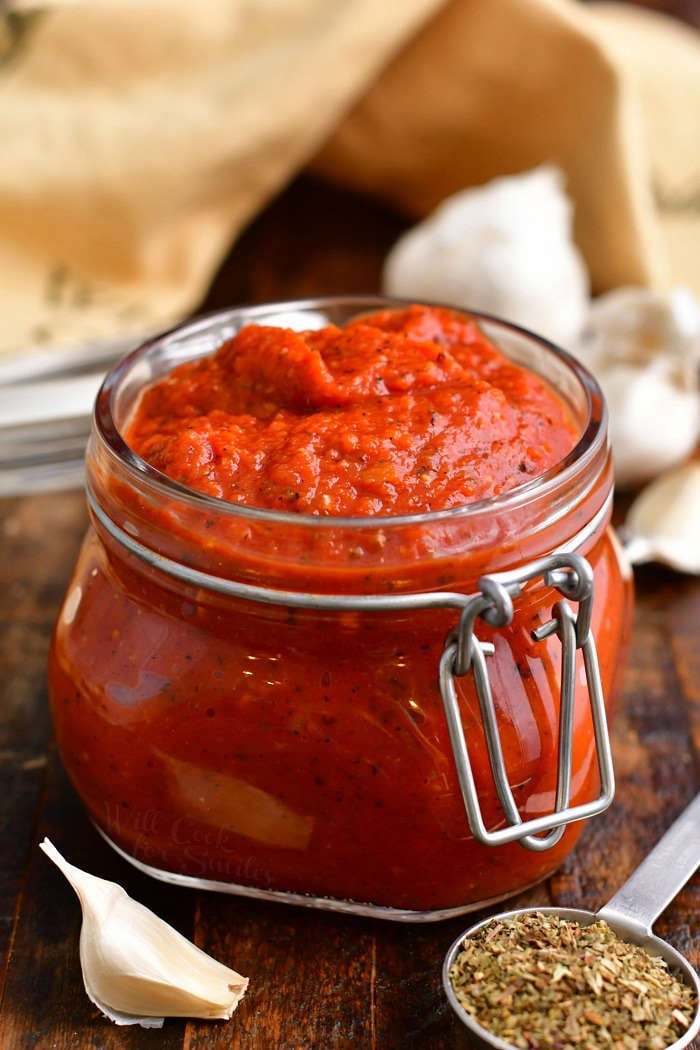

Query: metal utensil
[443,793,700,1049]
[0,332,147,497]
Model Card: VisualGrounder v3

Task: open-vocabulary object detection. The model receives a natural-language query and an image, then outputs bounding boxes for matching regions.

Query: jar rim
[93,295,608,531]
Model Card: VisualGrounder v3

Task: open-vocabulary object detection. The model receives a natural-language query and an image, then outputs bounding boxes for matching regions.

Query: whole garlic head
[575,287,700,487]
[382,166,590,349]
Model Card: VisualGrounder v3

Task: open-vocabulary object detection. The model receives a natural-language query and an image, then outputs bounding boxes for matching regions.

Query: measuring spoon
[443,792,700,1049]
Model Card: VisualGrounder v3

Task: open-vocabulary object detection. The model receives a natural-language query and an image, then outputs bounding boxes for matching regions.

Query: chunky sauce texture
[126,306,577,514]
[49,306,630,913]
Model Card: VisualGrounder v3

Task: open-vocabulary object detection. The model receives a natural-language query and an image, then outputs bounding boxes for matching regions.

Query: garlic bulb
[623,460,700,574]
[382,166,590,349]
[40,839,248,1028]
[576,287,700,487]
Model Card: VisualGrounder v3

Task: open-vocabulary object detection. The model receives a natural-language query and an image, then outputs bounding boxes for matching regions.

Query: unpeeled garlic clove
[599,359,699,488]
[40,838,248,1029]
[576,287,700,487]
[622,461,700,574]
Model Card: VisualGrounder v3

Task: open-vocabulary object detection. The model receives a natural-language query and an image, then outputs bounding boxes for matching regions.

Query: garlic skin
[623,461,700,575]
[382,166,590,350]
[40,838,248,1029]
[576,287,700,488]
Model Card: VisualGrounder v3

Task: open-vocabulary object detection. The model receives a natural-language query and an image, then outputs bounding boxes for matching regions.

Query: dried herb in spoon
[448,912,696,1049]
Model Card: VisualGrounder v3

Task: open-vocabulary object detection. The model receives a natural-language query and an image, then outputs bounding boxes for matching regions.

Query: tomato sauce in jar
[48,299,632,919]
[124,305,577,516]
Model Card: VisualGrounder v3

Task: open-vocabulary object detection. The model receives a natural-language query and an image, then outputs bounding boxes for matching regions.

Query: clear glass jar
[48,298,633,920]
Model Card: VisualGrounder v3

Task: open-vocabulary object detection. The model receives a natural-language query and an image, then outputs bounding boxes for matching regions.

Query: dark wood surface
[1,173,699,1048]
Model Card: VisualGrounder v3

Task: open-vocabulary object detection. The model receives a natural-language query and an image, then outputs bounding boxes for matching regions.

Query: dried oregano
[448,912,696,1049]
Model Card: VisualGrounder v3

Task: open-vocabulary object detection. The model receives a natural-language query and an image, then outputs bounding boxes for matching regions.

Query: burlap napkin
[0,0,697,358]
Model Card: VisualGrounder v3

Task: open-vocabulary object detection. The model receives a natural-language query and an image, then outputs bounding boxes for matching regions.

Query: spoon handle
[597,793,700,937]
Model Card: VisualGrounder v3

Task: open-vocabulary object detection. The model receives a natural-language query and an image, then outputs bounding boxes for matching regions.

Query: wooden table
[1,173,698,1048]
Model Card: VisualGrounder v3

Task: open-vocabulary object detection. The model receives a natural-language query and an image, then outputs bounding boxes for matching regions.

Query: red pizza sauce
[48,302,632,916]
[125,306,577,515]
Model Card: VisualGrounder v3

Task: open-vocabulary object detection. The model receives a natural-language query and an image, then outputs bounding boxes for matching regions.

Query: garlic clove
[40,838,248,1028]
[623,461,700,574]
[156,748,313,850]
[600,361,700,488]
[575,286,700,488]
[577,286,700,374]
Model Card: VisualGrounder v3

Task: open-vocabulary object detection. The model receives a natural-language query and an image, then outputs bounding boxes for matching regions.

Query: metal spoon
[443,792,700,1049]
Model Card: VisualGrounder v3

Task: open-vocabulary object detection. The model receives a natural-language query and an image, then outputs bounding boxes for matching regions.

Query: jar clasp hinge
[439,553,615,852]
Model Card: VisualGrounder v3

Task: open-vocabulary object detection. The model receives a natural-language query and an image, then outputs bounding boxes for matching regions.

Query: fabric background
[0,0,697,357]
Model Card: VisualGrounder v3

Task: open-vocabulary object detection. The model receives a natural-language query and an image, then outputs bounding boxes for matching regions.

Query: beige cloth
[0,0,697,357]
[590,3,700,298]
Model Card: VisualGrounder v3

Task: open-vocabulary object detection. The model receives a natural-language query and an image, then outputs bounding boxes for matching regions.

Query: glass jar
[48,298,633,921]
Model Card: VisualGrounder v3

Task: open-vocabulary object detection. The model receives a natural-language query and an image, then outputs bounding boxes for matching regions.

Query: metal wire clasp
[439,553,614,852]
